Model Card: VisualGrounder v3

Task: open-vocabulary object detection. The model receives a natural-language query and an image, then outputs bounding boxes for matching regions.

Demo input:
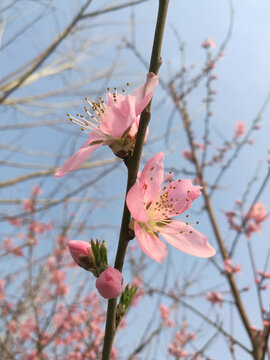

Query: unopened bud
[96,266,123,299]
[68,240,96,273]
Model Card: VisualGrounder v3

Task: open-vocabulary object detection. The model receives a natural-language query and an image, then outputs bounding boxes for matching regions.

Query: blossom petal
[100,94,136,139]
[134,222,167,263]
[81,131,105,148]
[132,72,159,116]
[55,144,102,178]
[163,179,202,216]
[128,115,148,143]
[139,152,164,205]
[160,220,216,258]
[126,181,148,222]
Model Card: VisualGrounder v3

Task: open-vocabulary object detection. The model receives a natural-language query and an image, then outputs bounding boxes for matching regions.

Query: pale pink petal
[100,94,136,138]
[134,222,167,263]
[163,179,202,216]
[132,73,159,116]
[139,152,164,205]
[160,220,216,258]
[128,115,148,143]
[68,240,92,265]
[55,144,102,178]
[81,131,105,148]
[126,181,148,222]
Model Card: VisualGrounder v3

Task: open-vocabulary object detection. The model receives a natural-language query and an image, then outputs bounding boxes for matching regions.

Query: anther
[189,231,193,234]
[186,198,189,201]
[186,215,189,218]
[85,97,87,101]
[107,87,110,91]
[67,113,70,116]
[126,82,130,86]
[81,127,84,131]
[186,222,189,225]
[196,221,199,224]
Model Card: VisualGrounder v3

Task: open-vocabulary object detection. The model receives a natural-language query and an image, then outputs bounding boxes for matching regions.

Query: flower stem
[101,1,169,359]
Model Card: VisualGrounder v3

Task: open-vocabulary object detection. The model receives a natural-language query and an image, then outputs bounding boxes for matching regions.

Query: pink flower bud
[68,240,93,265]
[96,266,123,299]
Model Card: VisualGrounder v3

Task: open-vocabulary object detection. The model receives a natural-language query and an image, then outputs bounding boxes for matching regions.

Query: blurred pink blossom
[201,38,215,49]
[224,258,241,275]
[31,185,42,197]
[183,149,192,160]
[234,121,246,138]
[0,279,5,301]
[8,217,22,227]
[248,203,267,223]
[23,199,35,214]
[206,291,223,306]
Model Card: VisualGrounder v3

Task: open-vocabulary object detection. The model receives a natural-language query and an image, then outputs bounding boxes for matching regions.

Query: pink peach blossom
[224,258,241,275]
[23,199,35,213]
[206,291,223,306]
[0,279,5,301]
[258,271,270,279]
[234,121,246,138]
[201,38,215,49]
[68,240,93,266]
[7,320,18,333]
[55,73,158,178]
[31,185,42,197]
[159,304,170,320]
[183,149,192,160]
[95,266,123,299]
[248,202,267,223]
[7,217,22,227]
[126,152,216,263]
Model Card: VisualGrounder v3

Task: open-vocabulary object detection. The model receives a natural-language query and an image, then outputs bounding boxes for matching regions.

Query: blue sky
[1,0,270,358]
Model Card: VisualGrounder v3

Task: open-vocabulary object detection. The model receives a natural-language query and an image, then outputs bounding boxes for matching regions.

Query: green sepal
[116,285,138,327]
[90,239,108,275]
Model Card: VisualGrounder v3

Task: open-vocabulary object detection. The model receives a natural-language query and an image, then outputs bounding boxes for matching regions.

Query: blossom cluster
[225,202,267,238]
[55,73,215,302]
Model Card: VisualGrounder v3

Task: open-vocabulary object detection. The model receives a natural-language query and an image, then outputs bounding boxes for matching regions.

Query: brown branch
[0,157,120,188]
[0,0,93,104]
[82,0,147,19]
[169,91,253,342]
